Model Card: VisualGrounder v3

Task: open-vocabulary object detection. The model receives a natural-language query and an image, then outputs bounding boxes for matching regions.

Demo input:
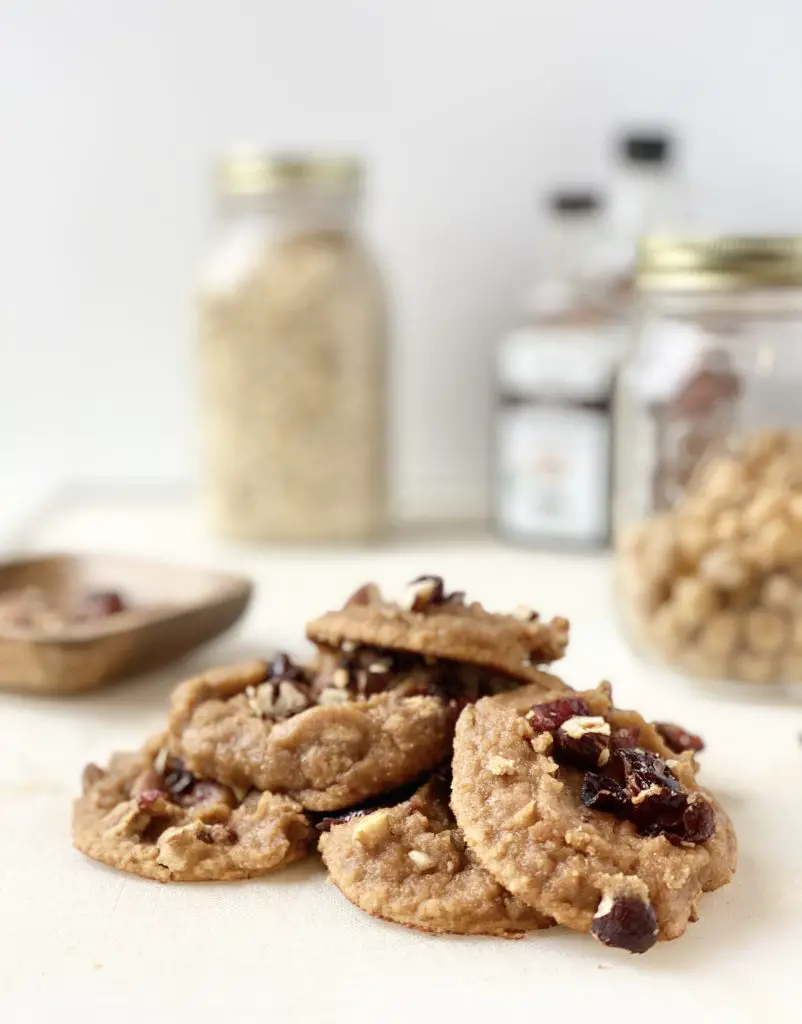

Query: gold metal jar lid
[215,149,363,196]
[637,237,802,290]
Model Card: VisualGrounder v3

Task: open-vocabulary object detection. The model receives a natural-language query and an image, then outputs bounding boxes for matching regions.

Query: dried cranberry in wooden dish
[79,590,127,620]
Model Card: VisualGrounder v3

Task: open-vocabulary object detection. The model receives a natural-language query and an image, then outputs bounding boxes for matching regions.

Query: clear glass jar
[198,150,386,541]
[494,190,623,548]
[616,237,802,686]
[603,130,689,309]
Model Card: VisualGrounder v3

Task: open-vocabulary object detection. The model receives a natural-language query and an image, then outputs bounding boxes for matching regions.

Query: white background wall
[2,0,802,518]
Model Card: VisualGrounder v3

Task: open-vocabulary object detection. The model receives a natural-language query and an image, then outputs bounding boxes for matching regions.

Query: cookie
[451,684,737,953]
[306,576,570,686]
[73,735,310,881]
[319,772,551,937]
[311,643,569,708]
[166,658,455,811]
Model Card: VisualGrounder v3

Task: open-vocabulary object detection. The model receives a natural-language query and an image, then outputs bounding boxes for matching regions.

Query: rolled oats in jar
[616,237,802,686]
[198,150,387,541]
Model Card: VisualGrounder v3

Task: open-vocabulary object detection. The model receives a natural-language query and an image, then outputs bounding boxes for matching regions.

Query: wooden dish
[0,553,253,694]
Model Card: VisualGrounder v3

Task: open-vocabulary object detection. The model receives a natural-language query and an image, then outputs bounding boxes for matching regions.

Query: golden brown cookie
[166,659,456,811]
[451,685,737,953]
[319,773,551,937]
[73,735,310,881]
[306,576,570,685]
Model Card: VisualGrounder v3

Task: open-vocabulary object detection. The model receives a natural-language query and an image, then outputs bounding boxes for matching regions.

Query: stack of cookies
[73,575,736,954]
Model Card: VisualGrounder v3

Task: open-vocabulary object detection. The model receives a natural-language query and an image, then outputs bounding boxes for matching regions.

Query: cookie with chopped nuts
[318,771,551,937]
[306,576,570,687]
[311,640,568,710]
[166,657,455,811]
[451,684,737,953]
[72,734,311,881]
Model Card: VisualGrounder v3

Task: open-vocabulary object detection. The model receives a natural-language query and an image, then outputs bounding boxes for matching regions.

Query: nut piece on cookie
[487,754,517,776]
[246,679,311,719]
[241,652,312,721]
[352,810,392,850]
[407,849,436,872]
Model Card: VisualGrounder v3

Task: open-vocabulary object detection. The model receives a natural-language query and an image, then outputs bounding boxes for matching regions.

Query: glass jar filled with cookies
[616,237,802,686]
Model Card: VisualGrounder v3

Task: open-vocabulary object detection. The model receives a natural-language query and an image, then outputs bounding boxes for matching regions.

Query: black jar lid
[619,131,673,164]
[547,190,603,214]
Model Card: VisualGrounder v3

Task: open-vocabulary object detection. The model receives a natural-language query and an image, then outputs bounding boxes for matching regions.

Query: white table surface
[1,496,800,1023]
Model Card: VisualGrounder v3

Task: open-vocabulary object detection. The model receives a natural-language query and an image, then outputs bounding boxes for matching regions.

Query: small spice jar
[495,329,619,547]
[494,190,623,548]
[198,150,387,541]
[616,237,802,685]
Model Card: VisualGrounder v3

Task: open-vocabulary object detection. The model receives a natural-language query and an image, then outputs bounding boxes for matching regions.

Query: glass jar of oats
[198,150,386,541]
[616,237,802,686]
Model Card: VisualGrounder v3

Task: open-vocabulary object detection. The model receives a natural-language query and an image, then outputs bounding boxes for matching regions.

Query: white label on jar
[498,328,624,400]
[497,404,610,543]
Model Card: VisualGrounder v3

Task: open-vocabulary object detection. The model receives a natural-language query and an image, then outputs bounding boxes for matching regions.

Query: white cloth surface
[1,498,799,1022]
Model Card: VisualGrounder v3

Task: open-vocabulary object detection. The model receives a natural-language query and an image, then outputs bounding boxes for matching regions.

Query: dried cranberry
[607,747,683,827]
[313,781,419,831]
[345,582,381,607]
[645,794,716,846]
[314,808,372,833]
[655,721,705,755]
[527,696,590,734]
[588,746,715,845]
[591,896,658,954]
[607,747,682,798]
[430,761,453,789]
[611,726,640,750]
[269,652,306,683]
[422,672,455,705]
[678,796,716,844]
[631,791,687,837]
[359,663,393,697]
[408,575,445,605]
[553,718,610,770]
[581,772,630,815]
[162,757,195,798]
[79,590,126,620]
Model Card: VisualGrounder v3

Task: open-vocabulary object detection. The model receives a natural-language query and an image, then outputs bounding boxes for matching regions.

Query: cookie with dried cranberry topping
[451,684,737,952]
[72,734,311,881]
[166,657,456,811]
[306,576,570,686]
[319,772,551,937]
[311,642,568,709]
